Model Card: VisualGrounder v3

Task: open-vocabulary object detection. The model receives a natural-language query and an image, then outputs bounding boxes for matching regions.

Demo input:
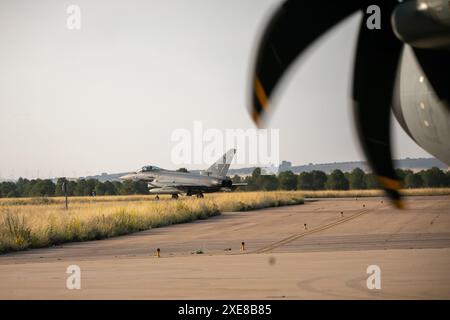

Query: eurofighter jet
[119,149,246,199]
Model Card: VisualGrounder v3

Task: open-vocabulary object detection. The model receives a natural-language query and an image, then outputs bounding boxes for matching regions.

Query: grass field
[0,191,304,254]
[294,188,450,198]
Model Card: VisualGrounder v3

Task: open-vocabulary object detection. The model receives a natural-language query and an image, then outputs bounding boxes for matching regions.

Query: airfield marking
[251,205,379,254]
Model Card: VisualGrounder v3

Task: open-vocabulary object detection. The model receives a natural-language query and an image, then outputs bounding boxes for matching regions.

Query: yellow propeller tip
[251,109,262,128]
[392,199,405,209]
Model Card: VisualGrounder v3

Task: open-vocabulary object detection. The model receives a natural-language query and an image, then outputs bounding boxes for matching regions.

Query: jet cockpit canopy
[137,165,161,173]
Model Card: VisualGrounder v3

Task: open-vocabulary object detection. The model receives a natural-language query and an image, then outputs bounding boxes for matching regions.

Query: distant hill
[228,157,448,176]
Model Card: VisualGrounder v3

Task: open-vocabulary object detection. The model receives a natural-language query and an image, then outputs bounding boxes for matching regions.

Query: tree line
[0,178,149,198]
[0,167,449,198]
[232,167,450,191]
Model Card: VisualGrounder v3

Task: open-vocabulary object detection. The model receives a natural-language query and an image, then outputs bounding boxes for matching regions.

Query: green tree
[278,171,297,190]
[421,167,447,187]
[404,172,423,188]
[364,173,379,189]
[311,170,327,190]
[103,181,117,195]
[245,168,262,191]
[119,180,148,195]
[74,179,87,196]
[25,180,38,196]
[15,178,30,197]
[120,180,135,195]
[112,181,123,194]
[7,189,20,197]
[55,178,69,196]
[73,178,97,196]
[395,169,408,183]
[68,181,77,196]
[252,167,262,179]
[86,179,97,195]
[349,168,366,189]
[0,182,18,198]
[260,175,278,191]
[243,176,254,190]
[94,181,106,196]
[326,169,349,190]
[134,181,149,194]
[297,172,314,190]
[29,179,55,197]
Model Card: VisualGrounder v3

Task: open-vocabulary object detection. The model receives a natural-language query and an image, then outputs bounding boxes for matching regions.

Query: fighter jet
[119,149,246,199]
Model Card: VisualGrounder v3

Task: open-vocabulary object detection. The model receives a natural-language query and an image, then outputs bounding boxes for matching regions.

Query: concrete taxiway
[0,196,449,299]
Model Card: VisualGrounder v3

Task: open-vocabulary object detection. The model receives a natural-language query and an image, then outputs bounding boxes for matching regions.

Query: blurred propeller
[352,1,403,207]
[250,0,449,208]
[251,1,360,125]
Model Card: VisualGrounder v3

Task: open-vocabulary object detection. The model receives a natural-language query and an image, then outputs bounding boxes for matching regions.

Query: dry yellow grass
[1,188,446,207]
[400,188,450,196]
[294,188,450,198]
[0,191,303,254]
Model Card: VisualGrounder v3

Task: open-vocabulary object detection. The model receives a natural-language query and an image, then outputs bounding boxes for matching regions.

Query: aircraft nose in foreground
[119,173,136,181]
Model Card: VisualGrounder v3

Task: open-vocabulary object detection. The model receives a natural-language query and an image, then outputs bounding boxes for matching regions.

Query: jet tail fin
[205,149,236,177]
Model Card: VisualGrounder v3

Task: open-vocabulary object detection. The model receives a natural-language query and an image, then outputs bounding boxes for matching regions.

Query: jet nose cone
[119,173,134,180]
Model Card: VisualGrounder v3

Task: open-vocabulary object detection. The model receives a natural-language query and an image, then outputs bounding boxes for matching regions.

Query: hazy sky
[0,0,431,179]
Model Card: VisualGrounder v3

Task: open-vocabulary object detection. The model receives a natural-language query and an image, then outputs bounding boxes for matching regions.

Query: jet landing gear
[155,195,160,200]
[196,193,204,199]
[171,194,179,200]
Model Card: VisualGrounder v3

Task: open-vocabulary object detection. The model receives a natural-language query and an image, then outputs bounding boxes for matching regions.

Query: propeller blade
[251,0,360,126]
[352,2,404,207]
[250,0,409,207]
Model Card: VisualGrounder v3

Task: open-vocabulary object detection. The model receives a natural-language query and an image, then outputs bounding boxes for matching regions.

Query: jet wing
[221,182,248,192]
[148,186,183,195]
[231,183,248,187]
[157,182,210,188]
